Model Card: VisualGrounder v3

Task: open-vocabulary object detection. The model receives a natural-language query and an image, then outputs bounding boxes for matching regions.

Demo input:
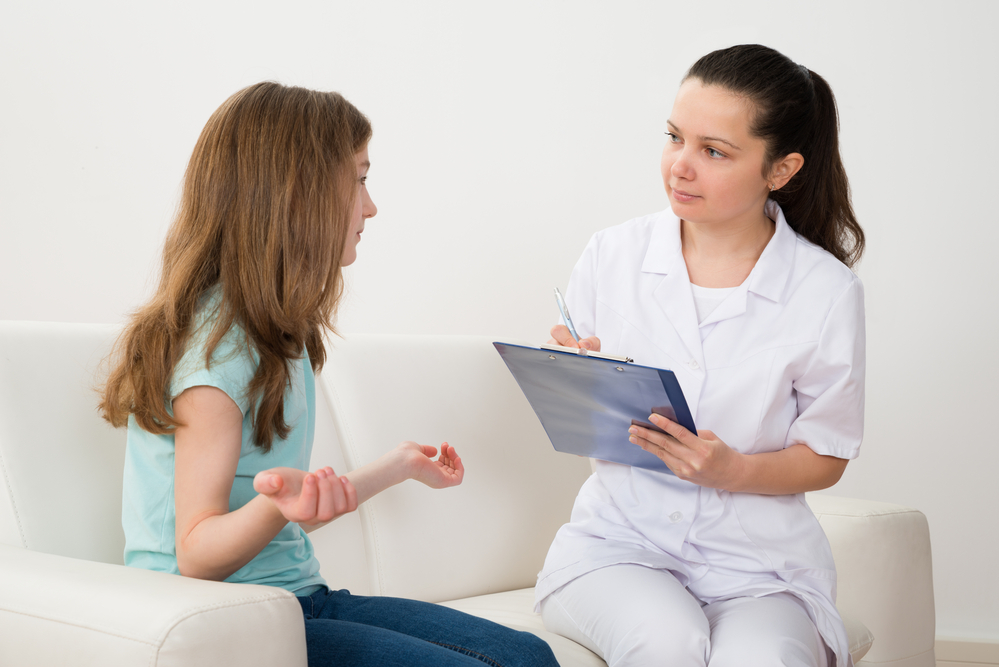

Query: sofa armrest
[807,494,936,667]
[0,544,306,667]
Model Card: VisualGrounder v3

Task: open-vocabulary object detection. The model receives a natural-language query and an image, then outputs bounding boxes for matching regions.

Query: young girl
[100,82,558,667]
[538,45,866,667]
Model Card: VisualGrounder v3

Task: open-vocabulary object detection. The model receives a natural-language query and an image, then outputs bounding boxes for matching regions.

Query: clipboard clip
[540,343,633,364]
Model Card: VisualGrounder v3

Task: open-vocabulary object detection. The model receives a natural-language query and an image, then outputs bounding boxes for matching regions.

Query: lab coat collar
[747,200,796,304]
[641,201,796,304]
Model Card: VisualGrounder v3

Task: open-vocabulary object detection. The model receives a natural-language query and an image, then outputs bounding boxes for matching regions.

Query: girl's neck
[681,211,775,289]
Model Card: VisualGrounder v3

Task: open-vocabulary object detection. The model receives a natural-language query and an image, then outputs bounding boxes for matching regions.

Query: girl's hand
[253,466,358,528]
[397,441,464,489]
[629,414,747,490]
[549,324,601,352]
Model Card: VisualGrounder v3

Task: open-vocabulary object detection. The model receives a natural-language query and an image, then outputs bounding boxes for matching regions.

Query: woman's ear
[769,153,805,191]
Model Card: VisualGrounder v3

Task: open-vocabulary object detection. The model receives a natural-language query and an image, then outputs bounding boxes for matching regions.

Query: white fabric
[691,283,736,324]
[540,564,829,667]
[536,202,866,667]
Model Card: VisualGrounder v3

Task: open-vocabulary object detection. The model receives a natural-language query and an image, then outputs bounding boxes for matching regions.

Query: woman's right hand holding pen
[549,324,601,352]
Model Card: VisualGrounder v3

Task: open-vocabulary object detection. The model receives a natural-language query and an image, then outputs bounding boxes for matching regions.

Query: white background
[2,0,996,643]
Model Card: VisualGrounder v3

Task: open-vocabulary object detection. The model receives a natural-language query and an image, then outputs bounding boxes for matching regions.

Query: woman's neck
[681,212,775,288]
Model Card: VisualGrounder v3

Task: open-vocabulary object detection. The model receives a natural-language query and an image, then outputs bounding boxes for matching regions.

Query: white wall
[2,0,996,643]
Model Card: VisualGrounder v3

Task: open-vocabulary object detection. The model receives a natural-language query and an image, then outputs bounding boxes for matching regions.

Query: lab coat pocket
[731,492,835,575]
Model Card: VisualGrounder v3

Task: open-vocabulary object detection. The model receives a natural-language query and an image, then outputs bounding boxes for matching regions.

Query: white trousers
[539,564,831,667]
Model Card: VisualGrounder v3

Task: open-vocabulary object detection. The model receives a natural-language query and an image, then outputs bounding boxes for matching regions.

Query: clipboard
[493,342,695,474]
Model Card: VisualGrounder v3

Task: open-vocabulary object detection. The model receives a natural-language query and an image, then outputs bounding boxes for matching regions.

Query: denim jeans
[297,587,560,667]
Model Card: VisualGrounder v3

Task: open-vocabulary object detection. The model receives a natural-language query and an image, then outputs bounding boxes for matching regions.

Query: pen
[554,288,581,343]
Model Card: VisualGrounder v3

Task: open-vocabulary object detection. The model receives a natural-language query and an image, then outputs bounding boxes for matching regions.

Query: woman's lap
[540,564,827,667]
[299,588,558,667]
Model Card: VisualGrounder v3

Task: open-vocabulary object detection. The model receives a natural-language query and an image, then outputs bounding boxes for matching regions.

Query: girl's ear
[769,153,805,191]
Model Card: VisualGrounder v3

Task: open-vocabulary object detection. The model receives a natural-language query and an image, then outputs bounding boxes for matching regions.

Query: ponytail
[686,45,865,267]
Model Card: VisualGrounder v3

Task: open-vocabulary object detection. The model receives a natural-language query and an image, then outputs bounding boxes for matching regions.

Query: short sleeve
[169,323,258,416]
[786,277,866,459]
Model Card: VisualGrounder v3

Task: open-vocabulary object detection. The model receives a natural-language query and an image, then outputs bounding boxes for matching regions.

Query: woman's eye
[707,147,725,158]
[665,131,681,144]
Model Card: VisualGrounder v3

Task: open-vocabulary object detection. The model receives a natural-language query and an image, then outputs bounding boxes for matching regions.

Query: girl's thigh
[702,593,829,667]
[300,588,557,667]
[540,564,710,667]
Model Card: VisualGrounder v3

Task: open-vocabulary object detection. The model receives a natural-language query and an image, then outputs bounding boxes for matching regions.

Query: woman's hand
[549,324,601,352]
[396,441,464,489]
[629,414,850,494]
[253,466,358,528]
[629,414,746,490]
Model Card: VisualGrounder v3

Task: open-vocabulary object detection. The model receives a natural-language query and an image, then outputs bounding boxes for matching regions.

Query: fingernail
[629,436,637,444]
[628,426,637,435]
[649,414,659,423]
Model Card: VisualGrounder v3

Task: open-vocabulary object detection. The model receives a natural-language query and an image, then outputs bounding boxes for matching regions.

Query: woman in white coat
[537,45,866,667]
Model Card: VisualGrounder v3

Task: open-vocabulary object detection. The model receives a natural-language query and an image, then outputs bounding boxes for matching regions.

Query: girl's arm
[173,386,355,581]
[254,442,463,533]
[629,415,847,494]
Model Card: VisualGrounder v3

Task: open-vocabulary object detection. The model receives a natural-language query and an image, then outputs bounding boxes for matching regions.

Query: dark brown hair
[100,82,372,451]
[686,44,865,267]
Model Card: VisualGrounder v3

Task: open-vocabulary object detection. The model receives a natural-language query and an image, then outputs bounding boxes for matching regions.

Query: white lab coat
[535,201,865,666]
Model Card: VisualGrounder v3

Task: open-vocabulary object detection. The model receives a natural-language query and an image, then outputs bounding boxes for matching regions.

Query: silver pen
[554,288,581,343]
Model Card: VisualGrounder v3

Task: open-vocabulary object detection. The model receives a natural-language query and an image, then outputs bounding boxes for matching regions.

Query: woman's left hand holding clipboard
[629,415,746,491]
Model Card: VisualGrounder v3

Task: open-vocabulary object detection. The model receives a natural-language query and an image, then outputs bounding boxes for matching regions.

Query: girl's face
[661,79,771,230]
[341,146,377,267]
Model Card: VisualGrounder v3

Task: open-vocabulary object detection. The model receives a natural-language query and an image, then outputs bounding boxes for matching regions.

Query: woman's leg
[540,564,710,667]
[299,588,558,667]
[703,593,828,667]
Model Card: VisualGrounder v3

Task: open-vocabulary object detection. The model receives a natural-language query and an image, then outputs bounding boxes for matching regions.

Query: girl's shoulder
[170,289,258,413]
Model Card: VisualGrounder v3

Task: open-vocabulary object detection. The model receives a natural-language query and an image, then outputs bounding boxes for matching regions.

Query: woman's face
[661,79,771,229]
[341,145,377,267]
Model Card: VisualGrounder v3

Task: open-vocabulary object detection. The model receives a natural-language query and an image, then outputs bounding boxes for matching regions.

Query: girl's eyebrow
[667,120,742,151]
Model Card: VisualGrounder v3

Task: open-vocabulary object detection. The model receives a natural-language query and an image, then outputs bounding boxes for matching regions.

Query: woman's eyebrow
[667,120,742,151]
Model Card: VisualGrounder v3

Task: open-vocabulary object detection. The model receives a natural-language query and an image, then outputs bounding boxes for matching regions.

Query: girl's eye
[665,131,681,144]
[707,147,725,158]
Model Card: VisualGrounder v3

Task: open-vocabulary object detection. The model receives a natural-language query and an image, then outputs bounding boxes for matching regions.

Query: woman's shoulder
[789,231,863,296]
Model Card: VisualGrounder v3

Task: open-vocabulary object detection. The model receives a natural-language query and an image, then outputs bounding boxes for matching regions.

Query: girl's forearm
[176,494,288,581]
[341,447,412,505]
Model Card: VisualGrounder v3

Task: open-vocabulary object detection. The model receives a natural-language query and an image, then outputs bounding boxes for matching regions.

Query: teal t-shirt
[121,296,325,594]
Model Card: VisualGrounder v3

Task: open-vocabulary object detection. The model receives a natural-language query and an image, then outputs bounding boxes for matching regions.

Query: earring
[769,183,776,192]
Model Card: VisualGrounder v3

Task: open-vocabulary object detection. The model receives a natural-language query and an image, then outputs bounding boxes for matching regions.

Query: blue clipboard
[494,342,695,474]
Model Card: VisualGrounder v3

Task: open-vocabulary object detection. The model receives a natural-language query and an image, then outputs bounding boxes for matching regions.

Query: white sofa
[0,321,936,666]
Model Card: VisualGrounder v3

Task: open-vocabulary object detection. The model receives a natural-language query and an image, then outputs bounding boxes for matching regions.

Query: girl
[538,45,866,667]
[100,82,558,667]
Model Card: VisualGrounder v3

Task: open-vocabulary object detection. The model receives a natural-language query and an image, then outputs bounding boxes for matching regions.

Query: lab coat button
[669,512,683,523]
[688,360,699,370]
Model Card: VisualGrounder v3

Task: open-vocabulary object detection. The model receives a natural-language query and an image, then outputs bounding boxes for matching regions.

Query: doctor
[536,45,866,667]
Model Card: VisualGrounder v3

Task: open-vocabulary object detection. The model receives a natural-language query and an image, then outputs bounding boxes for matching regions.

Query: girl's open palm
[253,466,358,527]
[400,442,464,489]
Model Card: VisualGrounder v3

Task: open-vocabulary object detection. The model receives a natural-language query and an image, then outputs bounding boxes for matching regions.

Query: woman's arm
[173,386,355,580]
[629,414,847,495]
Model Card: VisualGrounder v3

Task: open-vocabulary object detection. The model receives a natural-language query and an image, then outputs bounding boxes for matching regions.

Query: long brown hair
[686,45,865,267]
[100,82,372,451]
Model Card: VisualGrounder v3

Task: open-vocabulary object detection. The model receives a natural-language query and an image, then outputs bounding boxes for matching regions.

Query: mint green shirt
[122,296,325,594]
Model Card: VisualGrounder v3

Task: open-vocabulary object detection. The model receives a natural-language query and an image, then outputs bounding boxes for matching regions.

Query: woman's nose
[670,149,694,180]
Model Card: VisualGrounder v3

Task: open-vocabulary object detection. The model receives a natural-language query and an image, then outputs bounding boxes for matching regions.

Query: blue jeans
[297,588,560,667]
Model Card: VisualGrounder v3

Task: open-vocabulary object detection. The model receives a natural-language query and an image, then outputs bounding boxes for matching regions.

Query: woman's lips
[671,187,699,203]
